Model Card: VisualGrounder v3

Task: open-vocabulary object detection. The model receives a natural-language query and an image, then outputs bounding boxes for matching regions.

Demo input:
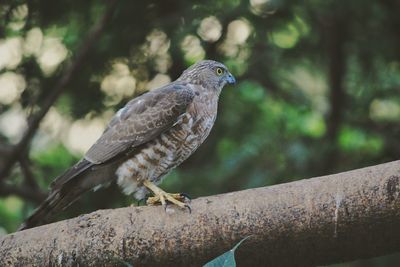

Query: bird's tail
[18,159,94,231]
[18,183,85,231]
[18,191,65,230]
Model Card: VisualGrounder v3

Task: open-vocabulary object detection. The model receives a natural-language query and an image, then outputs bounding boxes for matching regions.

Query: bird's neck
[191,87,219,119]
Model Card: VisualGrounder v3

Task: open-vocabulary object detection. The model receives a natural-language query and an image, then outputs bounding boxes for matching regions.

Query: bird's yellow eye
[216,67,224,76]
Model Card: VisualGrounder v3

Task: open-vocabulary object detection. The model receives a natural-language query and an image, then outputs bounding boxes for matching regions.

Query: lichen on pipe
[1,160,400,266]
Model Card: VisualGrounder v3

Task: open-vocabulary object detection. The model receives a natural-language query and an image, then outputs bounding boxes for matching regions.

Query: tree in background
[0,0,399,266]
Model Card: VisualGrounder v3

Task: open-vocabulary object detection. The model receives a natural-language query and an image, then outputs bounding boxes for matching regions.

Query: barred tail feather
[18,161,93,231]
[18,159,118,231]
[18,184,84,231]
[18,191,63,230]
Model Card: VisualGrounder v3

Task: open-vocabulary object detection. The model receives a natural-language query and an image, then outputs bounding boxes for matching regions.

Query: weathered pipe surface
[1,160,400,266]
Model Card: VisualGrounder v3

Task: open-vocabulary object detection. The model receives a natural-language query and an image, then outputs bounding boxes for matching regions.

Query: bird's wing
[49,158,93,190]
[19,82,195,230]
[84,82,195,164]
[50,82,194,191]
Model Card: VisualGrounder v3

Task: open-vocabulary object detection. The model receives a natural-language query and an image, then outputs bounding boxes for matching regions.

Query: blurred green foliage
[0,0,399,265]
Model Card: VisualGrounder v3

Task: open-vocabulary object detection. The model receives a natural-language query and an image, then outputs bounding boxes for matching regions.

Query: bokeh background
[0,0,399,266]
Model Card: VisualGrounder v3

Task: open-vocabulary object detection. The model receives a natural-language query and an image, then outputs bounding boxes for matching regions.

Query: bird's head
[178,60,236,92]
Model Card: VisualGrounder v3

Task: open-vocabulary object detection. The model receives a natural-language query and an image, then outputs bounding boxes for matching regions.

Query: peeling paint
[333,193,343,238]
[57,252,63,265]
[386,175,399,202]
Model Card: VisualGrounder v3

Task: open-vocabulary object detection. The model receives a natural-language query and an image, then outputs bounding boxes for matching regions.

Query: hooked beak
[226,72,236,85]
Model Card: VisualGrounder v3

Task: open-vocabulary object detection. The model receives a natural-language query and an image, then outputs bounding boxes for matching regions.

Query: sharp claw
[180,192,192,201]
[162,198,171,212]
[185,204,192,214]
[143,184,193,212]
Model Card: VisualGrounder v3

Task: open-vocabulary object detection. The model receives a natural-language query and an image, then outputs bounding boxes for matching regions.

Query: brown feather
[19,60,234,230]
[84,82,195,164]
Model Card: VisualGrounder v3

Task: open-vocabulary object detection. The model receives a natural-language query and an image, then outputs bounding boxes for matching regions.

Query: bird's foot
[147,193,190,205]
[143,180,191,212]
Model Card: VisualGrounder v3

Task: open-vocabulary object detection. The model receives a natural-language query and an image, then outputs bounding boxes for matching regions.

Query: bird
[19,60,235,230]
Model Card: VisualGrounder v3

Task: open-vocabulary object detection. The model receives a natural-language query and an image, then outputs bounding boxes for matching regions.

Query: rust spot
[386,175,399,202]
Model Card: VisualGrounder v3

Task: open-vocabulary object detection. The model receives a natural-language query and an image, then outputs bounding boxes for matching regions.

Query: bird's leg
[142,180,190,211]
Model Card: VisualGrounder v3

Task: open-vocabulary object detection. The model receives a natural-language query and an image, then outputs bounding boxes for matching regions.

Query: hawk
[20,60,235,230]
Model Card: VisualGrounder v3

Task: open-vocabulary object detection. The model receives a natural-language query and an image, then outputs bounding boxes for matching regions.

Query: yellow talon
[143,180,190,211]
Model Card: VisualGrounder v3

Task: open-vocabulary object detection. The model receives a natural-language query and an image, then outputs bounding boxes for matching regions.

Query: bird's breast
[162,103,217,164]
[116,97,218,189]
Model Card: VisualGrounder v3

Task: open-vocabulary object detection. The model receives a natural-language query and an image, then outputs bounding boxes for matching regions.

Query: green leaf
[203,236,251,267]
[116,259,133,267]
[120,261,133,267]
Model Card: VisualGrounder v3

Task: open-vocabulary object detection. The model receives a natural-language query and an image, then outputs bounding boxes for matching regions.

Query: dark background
[0,0,399,266]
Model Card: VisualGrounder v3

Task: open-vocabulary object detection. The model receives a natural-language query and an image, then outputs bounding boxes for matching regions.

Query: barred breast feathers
[116,85,219,200]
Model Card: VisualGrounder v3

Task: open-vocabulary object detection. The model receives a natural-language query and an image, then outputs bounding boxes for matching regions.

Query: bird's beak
[226,72,236,85]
